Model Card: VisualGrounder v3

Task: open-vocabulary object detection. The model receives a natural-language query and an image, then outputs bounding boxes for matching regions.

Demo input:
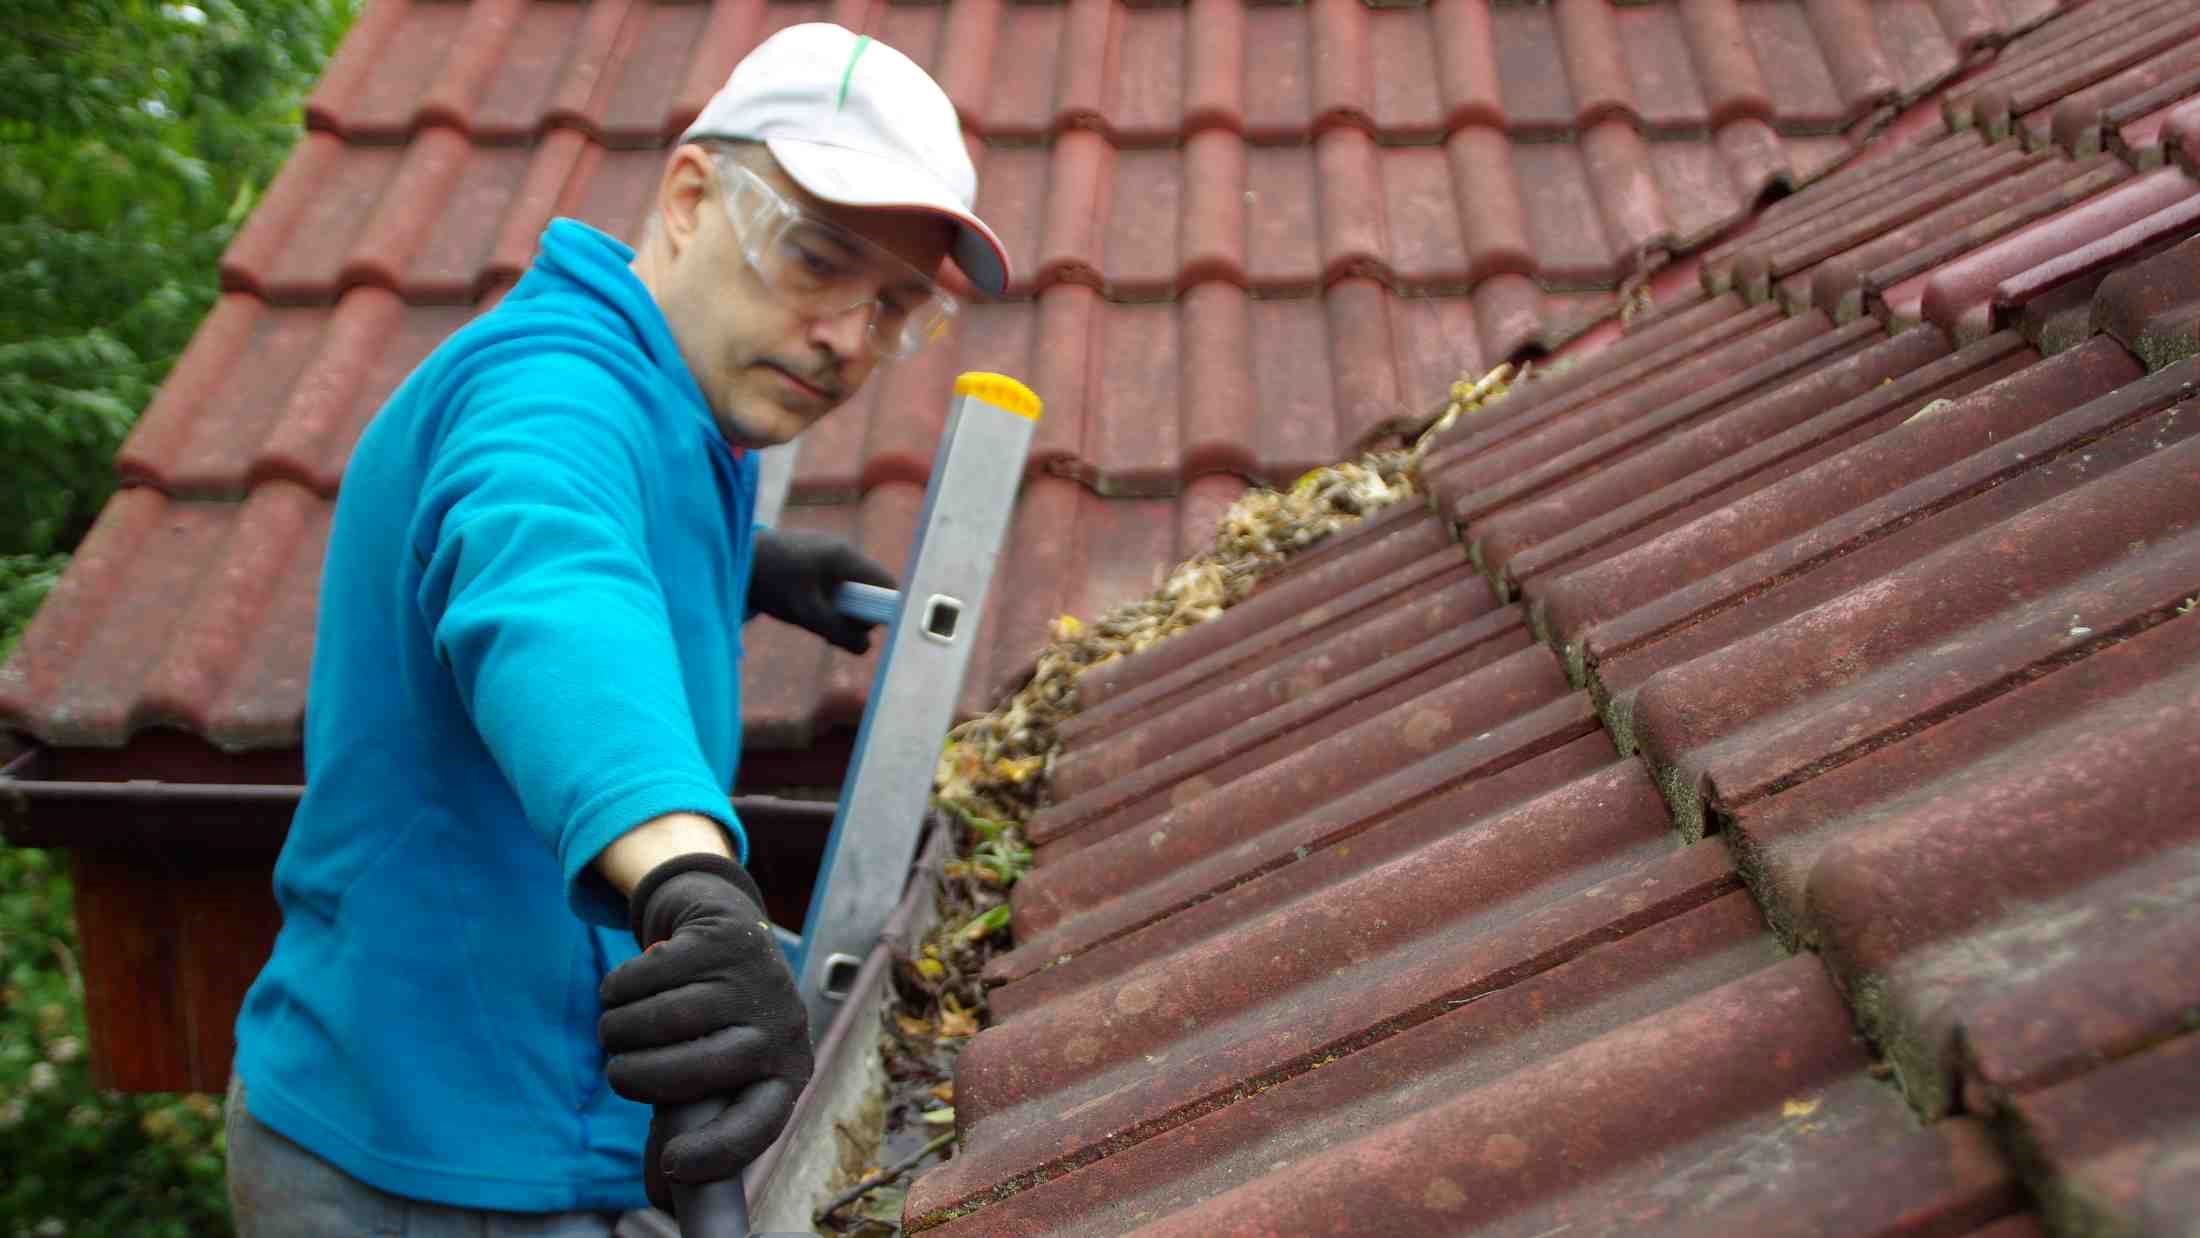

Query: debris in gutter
[817,363,1520,1232]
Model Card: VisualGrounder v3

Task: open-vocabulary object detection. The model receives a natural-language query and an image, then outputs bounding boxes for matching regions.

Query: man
[224,24,1009,1234]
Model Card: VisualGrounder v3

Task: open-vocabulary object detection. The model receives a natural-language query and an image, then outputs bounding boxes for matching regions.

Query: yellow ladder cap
[954,371,1043,420]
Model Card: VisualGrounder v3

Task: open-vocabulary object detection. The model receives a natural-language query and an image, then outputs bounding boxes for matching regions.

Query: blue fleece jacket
[233,219,757,1212]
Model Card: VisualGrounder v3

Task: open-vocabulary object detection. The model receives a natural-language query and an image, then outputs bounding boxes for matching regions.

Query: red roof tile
[1999,1028,2200,1233]
[6,0,2196,1224]
[886,3,2200,1228]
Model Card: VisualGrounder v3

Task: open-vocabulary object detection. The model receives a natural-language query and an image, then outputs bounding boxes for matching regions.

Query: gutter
[1,744,302,850]
[0,743,838,852]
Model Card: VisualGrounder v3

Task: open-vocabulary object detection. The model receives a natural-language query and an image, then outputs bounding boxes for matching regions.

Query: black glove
[749,527,896,654]
[598,853,813,1209]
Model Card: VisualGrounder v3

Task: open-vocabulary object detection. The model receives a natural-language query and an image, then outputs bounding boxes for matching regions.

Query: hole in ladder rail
[820,952,865,1001]
[923,595,962,643]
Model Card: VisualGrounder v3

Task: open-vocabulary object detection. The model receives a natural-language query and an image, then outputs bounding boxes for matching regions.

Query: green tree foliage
[0,0,355,652]
[1,847,234,1236]
[2,3,354,1232]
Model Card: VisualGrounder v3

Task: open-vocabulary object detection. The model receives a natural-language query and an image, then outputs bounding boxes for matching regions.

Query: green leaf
[955,904,1012,945]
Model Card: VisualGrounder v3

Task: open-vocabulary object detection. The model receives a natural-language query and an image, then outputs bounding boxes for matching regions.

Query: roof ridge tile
[2092,227,2200,369]
[1449,300,1778,474]
[1479,322,1950,578]
[1436,307,1825,515]
[1563,335,2146,666]
[1459,314,1877,535]
[1949,0,2191,131]
[2046,39,2200,157]
[1510,328,2033,593]
[1915,162,2200,340]
[1710,130,1984,276]
[1972,2,2200,140]
[1997,189,2200,316]
[1808,151,2129,322]
[1733,142,2042,303]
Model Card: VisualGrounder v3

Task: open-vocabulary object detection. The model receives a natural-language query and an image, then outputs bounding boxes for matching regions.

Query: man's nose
[807,300,874,361]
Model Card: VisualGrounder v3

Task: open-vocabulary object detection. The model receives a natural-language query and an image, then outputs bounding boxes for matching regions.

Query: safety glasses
[716,159,958,360]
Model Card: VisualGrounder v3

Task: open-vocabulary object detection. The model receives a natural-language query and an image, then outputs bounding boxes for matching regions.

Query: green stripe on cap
[834,35,873,112]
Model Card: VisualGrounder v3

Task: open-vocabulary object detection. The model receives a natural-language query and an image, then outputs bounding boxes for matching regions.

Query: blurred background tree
[1,2,355,1232]
[0,0,355,656]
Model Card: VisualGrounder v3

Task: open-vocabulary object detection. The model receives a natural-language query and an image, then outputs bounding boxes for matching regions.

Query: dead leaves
[872,365,1522,1177]
[936,994,979,1040]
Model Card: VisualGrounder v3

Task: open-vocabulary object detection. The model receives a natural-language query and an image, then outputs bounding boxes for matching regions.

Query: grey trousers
[223,1076,670,1238]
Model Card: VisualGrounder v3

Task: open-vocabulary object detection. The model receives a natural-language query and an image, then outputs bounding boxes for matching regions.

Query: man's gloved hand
[750,527,896,654]
[598,853,813,1210]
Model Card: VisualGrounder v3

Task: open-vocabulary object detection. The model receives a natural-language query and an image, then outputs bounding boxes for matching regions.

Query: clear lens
[720,161,958,360]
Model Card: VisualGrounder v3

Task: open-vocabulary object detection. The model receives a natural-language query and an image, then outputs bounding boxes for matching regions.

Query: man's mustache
[762,358,847,401]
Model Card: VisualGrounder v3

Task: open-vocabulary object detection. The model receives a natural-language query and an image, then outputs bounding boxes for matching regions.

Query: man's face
[650,148,957,448]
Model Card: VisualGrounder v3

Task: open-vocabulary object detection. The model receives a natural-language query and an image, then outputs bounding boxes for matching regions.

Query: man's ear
[656,144,716,260]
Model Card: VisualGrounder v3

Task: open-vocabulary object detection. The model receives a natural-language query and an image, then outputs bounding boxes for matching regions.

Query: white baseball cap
[681,23,1011,296]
